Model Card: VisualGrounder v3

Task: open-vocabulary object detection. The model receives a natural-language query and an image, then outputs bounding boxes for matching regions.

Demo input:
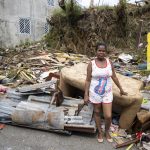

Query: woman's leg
[93,103,103,139]
[102,103,112,140]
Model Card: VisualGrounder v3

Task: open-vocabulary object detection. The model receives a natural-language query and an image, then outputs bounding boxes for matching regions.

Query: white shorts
[89,91,113,104]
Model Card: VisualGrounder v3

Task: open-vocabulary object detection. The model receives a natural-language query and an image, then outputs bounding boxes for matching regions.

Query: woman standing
[84,43,127,143]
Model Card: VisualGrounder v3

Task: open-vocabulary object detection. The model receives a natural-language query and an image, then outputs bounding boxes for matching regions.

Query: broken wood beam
[114,138,139,149]
[28,95,52,103]
[64,124,96,133]
[17,80,56,93]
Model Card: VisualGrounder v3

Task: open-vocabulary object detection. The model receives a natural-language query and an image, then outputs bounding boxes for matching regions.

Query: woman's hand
[84,96,89,105]
[120,90,128,96]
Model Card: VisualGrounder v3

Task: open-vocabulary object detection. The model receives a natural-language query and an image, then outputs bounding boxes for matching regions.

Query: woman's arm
[110,61,127,96]
[84,62,92,104]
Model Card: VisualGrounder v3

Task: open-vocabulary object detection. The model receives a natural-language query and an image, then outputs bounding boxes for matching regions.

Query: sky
[77,0,136,7]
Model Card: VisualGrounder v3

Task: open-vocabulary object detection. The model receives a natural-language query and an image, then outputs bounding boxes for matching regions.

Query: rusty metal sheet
[12,109,45,125]
[78,103,94,124]
[47,110,64,129]
[0,93,95,133]
[0,104,15,115]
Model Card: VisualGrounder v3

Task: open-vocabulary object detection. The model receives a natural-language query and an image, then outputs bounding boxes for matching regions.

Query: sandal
[106,132,113,143]
[98,138,104,143]
[106,138,113,143]
[97,132,103,143]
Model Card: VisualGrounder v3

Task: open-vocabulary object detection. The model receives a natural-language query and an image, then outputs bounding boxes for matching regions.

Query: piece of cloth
[89,58,113,104]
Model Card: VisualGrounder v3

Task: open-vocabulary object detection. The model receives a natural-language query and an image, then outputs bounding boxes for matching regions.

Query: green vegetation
[45,1,82,49]
[93,5,114,11]
[45,0,149,55]
[52,1,82,26]
[115,0,128,38]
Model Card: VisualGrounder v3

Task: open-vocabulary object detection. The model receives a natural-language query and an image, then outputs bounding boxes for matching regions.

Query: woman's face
[96,45,106,59]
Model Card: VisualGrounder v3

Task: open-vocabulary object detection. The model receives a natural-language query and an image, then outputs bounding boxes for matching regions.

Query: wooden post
[147,33,150,70]
[136,20,143,51]
[90,0,94,7]
[98,0,101,6]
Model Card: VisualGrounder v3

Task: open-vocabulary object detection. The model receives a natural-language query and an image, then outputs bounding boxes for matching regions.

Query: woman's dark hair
[96,43,107,51]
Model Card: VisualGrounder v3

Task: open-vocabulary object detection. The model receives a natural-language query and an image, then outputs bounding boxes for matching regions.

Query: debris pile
[0,47,97,134]
[0,46,89,87]
[0,79,96,134]
[0,45,150,149]
[0,1,149,150]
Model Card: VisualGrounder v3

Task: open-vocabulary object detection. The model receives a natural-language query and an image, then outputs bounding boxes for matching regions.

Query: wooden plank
[64,124,95,129]
[17,80,56,93]
[61,99,83,107]
[61,100,79,107]
[28,95,52,103]
[64,124,96,133]
[65,127,95,133]
[64,96,83,102]
[27,55,52,61]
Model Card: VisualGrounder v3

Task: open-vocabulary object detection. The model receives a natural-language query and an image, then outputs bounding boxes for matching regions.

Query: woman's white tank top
[89,58,113,100]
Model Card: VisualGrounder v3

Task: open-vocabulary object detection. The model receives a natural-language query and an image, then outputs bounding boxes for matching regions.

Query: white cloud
[78,0,136,7]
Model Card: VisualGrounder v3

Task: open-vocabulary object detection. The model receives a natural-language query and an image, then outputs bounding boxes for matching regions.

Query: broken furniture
[60,62,144,129]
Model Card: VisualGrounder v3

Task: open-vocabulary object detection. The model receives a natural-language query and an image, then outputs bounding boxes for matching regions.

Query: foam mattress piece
[60,63,144,129]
